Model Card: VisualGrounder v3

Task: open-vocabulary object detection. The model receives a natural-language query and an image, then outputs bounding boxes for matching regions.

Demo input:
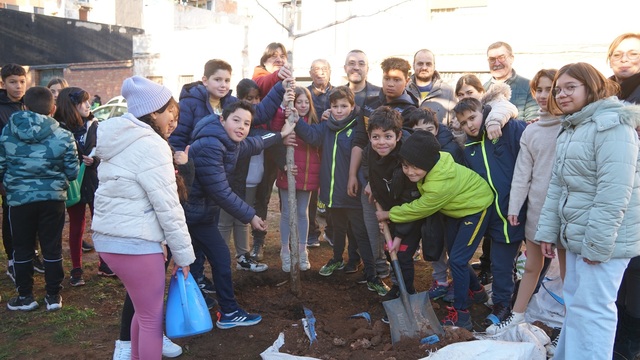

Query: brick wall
[62,61,134,103]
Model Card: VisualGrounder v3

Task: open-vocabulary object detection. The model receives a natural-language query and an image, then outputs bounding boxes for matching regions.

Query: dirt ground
[0,193,494,360]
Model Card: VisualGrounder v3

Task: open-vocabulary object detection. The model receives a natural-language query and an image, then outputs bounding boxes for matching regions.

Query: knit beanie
[399,130,441,172]
[121,75,173,118]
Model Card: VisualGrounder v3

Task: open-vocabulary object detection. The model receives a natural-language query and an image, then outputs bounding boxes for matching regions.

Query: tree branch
[255,0,289,33]
[292,0,413,39]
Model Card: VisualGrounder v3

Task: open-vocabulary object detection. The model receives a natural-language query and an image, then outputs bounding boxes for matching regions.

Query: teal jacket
[389,152,493,222]
[0,110,78,206]
[536,98,640,262]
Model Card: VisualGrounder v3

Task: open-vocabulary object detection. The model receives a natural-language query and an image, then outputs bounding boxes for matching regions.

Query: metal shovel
[378,203,444,344]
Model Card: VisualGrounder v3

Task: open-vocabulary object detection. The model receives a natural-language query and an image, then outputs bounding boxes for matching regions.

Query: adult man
[308,59,334,119]
[483,41,538,122]
[406,49,457,126]
[343,50,380,108]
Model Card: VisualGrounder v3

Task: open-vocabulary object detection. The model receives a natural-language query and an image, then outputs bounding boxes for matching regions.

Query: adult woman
[537,62,640,359]
[93,76,195,359]
[607,32,640,360]
[54,87,105,285]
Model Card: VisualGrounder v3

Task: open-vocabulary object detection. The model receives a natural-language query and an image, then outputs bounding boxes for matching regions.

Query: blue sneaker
[216,308,262,329]
[428,281,449,300]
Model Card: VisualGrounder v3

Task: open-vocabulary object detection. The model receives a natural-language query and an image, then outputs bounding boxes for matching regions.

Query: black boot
[613,311,640,360]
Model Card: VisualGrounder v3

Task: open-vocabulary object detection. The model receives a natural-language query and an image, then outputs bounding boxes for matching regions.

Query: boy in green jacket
[376,130,493,330]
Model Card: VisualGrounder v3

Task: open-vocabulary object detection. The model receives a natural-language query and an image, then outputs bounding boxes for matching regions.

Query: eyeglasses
[311,66,329,73]
[346,61,366,68]
[553,84,584,97]
[487,54,509,63]
[610,50,640,62]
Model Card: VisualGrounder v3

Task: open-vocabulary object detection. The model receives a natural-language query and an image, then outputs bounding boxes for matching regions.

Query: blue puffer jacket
[169,80,285,151]
[183,114,283,224]
[464,106,527,243]
[294,109,362,209]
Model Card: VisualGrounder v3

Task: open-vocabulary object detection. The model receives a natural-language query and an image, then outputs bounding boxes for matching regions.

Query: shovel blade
[383,291,444,344]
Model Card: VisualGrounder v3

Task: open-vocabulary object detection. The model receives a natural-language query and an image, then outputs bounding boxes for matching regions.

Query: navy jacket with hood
[463,105,527,243]
[294,109,363,209]
[169,80,285,151]
[0,89,24,129]
[183,114,283,224]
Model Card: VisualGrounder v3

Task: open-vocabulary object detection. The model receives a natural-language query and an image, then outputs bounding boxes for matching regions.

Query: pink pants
[101,252,165,360]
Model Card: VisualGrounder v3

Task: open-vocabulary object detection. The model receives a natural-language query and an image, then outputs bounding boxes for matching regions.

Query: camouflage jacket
[0,110,78,206]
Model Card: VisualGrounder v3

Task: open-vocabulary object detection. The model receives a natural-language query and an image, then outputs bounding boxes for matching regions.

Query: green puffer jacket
[389,152,493,222]
[0,110,78,206]
[536,97,640,262]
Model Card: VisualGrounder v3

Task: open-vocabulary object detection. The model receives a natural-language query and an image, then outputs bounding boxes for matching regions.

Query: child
[486,69,565,341]
[376,130,494,330]
[294,86,389,296]
[184,100,296,329]
[54,86,104,284]
[272,86,321,272]
[403,107,462,302]
[92,76,195,358]
[1,86,79,311]
[0,63,31,281]
[217,79,268,272]
[453,97,527,328]
[365,106,422,298]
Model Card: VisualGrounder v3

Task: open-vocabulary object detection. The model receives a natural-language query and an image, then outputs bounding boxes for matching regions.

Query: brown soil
[0,195,492,360]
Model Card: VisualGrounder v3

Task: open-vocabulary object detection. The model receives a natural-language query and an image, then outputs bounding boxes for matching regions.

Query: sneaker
[250,243,264,261]
[484,303,511,327]
[485,311,524,335]
[381,285,400,302]
[428,281,449,300]
[381,315,390,324]
[307,238,320,248]
[33,255,45,274]
[322,233,334,247]
[69,268,85,287]
[281,251,291,273]
[197,275,216,294]
[443,283,455,303]
[478,269,493,285]
[113,340,131,360]
[45,293,63,311]
[471,261,482,270]
[216,308,262,329]
[318,258,344,276]
[367,277,390,296]
[7,295,39,311]
[343,260,362,274]
[203,293,217,309]
[469,287,489,304]
[82,240,94,252]
[441,306,472,331]
[355,274,369,285]
[546,327,561,358]
[377,267,391,279]
[98,262,116,277]
[162,334,183,357]
[6,263,15,283]
[236,253,268,272]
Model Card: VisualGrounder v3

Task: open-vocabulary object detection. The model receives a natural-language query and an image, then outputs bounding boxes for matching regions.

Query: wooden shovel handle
[375,202,398,262]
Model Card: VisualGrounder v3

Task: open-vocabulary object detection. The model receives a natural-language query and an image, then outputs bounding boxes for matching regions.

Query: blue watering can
[165,269,213,338]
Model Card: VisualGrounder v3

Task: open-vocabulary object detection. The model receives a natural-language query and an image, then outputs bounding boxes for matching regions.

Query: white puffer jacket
[91,113,195,267]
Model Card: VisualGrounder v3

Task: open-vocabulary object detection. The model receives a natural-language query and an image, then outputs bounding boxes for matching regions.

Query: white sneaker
[299,246,310,271]
[236,254,268,272]
[162,334,183,358]
[281,250,291,273]
[485,311,524,335]
[113,340,131,360]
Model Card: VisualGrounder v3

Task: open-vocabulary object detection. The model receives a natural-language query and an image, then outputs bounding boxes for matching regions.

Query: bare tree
[256,0,413,296]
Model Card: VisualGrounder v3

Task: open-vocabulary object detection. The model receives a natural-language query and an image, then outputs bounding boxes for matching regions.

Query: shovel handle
[376,202,398,262]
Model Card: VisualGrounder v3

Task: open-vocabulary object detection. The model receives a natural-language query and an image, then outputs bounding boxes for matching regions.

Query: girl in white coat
[92,76,195,360]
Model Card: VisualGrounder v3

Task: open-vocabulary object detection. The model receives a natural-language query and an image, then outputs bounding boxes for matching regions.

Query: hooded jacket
[389,152,493,222]
[536,98,640,262]
[184,114,284,224]
[0,110,78,206]
[169,80,284,151]
[0,89,24,128]
[294,109,363,209]
[406,71,457,126]
[91,113,195,267]
[464,105,527,243]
